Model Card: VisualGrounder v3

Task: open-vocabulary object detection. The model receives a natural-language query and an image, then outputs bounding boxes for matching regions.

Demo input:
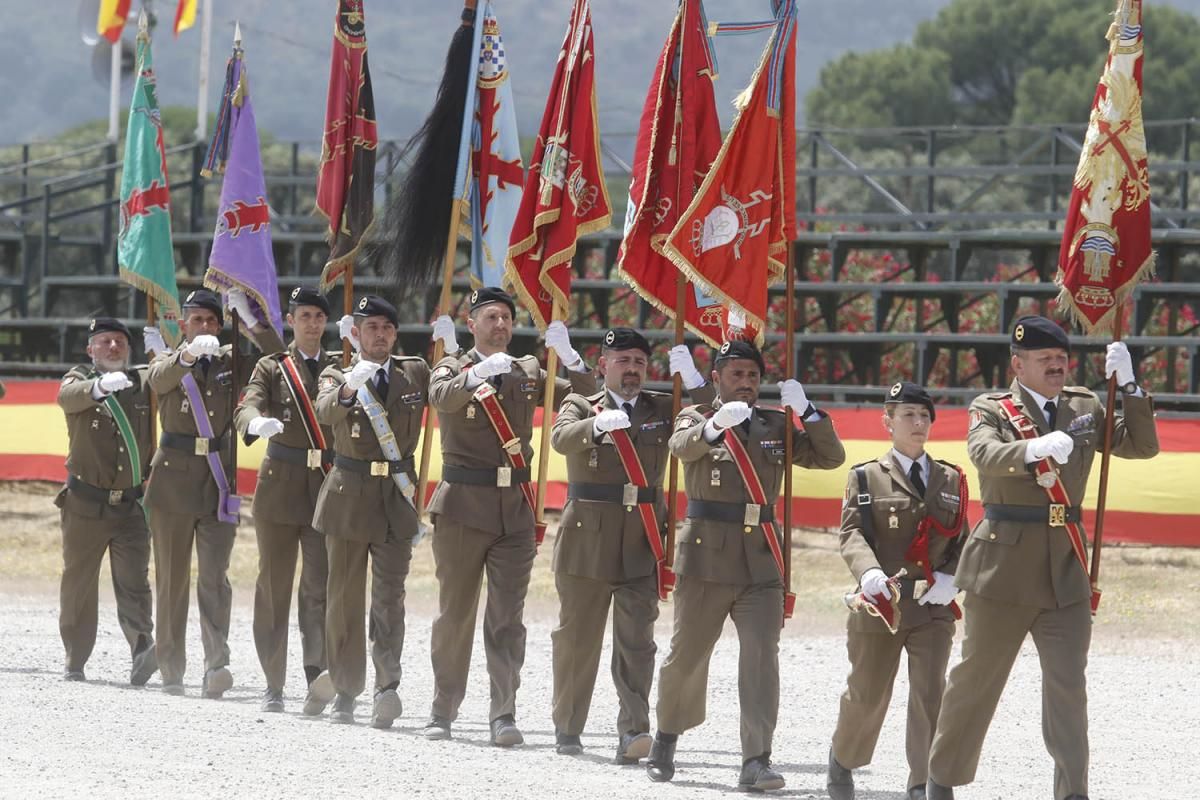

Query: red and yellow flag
[1057,0,1154,334]
[98,0,132,43]
[173,0,198,36]
[617,0,728,346]
[505,0,610,330]
[660,5,797,346]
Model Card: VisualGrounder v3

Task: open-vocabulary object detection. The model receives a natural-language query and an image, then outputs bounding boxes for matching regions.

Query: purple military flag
[201,26,283,338]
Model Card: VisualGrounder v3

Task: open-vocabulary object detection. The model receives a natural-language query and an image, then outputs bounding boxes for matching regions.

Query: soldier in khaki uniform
[926,316,1159,800]
[826,382,967,800]
[234,287,336,713]
[423,287,596,747]
[309,295,429,730]
[145,288,284,698]
[55,317,157,685]
[647,341,846,791]
[549,328,712,762]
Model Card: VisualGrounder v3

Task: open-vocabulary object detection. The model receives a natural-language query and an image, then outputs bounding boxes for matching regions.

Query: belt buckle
[743,503,761,526]
[1048,503,1066,527]
[370,461,389,477]
[622,483,639,507]
[306,449,323,469]
[496,466,512,488]
[108,490,124,505]
[194,438,209,456]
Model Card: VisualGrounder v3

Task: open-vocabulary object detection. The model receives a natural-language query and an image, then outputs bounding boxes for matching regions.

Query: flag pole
[147,296,158,459]
[1089,310,1123,608]
[195,0,214,140]
[229,309,240,499]
[782,240,795,600]
[535,299,564,526]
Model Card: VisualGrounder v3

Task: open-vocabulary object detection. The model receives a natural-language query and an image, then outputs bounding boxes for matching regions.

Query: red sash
[721,425,796,622]
[904,463,968,620]
[279,355,331,475]
[996,397,1099,613]
[473,381,546,545]
[595,403,675,601]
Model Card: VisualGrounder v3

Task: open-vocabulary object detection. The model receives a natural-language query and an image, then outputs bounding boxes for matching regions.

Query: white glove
[470,352,514,380]
[711,401,752,430]
[432,314,460,354]
[860,567,892,601]
[344,359,380,392]
[227,288,255,326]
[97,371,133,394]
[1105,341,1135,387]
[780,379,809,414]
[544,320,582,369]
[593,409,631,436]
[142,326,168,357]
[669,345,704,390]
[1025,430,1074,465]
[918,571,959,606]
[338,314,361,353]
[247,416,285,439]
[185,334,221,359]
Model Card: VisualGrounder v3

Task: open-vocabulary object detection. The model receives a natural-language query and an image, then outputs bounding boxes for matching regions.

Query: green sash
[101,388,142,486]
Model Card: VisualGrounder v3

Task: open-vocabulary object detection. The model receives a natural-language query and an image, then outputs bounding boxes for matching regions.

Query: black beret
[182,288,224,327]
[469,286,516,317]
[353,294,398,327]
[88,317,131,341]
[288,286,331,316]
[884,380,936,422]
[602,327,651,356]
[1011,315,1070,352]
[713,340,765,373]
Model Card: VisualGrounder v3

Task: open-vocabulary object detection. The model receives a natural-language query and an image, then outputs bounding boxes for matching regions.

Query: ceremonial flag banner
[201,36,283,339]
[316,0,378,292]
[118,25,181,347]
[661,1,798,345]
[505,0,610,329]
[98,0,131,43]
[456,0,525,288]
[1057,0,1154,333]
[617,0,727,346]
[173,0,198,37]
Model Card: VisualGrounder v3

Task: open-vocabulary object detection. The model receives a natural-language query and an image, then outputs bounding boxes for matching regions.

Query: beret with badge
[88,316,132,342]
[182,288,224,327]
[1011,314,1070,353]
[884,380,936,421]
[469,286,516,317]
[353,294,399,327]
[713,340,765,373]
[288,286,331,316]
[602,327,651,356]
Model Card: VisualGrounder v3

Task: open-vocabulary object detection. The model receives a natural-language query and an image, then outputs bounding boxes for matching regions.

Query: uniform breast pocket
[872,495,913,531]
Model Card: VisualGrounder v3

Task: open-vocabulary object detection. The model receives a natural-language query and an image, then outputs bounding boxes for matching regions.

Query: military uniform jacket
[234,343,340,527]
[669,399,846,585]
[551,383,715,583]
[311,354,431,544]
[144,328,284,516]
[839,452,967,632]
[56,364,153,518]
[958,379,1159,609]
[427,348,597,535]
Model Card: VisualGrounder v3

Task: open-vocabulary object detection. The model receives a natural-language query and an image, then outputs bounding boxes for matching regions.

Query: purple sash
[180,373,241,524]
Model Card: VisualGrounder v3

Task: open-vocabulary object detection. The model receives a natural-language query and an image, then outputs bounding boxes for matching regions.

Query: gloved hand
[247,416,285,439]
[97,371,133,394]
[711,401,752,430]
[918,571,959,606]
[344,359,380,392]
[432,314,460,355]
[142,326,168,357]
[1025,430,1074,465]
[338,314,360,353]
[593,408,631,436]
[780,379,809,414]
[227,288,255,326]
[1105,341,1135,387]
[544,320,582,369]
[469,352,514,381]
[184,334,221,360]
[860,567,892,601]
[669,344,704,390]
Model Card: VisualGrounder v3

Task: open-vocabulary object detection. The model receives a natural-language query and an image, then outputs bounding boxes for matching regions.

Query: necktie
[1044,400,1057,431]
[908,461,926,497]
[375,368,389,402]
[305,357,319,377]
[198,356,210,379]
[622,401,633,418]
[738,418,752,437]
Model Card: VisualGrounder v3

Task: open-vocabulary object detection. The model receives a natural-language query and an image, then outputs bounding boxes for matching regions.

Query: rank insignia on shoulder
[677,417,696,429]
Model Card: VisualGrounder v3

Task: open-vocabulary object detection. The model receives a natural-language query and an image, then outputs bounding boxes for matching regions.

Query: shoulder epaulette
[584,390,606,403]
[984,391,1012,400]
[391,354,426,363]
[850,459,875,469]
[1061,385,1094,396]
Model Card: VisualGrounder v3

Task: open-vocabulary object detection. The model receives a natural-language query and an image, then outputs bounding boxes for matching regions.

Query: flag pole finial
[234,20,242,47]
[137,8,149,36]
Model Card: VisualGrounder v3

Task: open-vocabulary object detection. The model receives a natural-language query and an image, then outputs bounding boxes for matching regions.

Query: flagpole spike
[234,21,242,47]
[137,8,149,35]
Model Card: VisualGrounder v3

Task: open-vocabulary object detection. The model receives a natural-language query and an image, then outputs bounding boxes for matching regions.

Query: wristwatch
[1120,381,1139,395]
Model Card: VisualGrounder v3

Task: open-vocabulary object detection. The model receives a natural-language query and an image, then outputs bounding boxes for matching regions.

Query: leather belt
[160,431,227,457]
[686,499,776,526]
[267,440,332,470]
[567,482,659,505]
[442,464,531,487]
[66,475,143,505]
[985,503,1082,527]
[333,454,415,477]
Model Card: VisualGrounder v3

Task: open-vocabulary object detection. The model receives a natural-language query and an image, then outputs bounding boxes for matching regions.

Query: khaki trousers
[551,571,659,737]
[324,531,412,698]
[429,518,537,722]
[150,509,236,685]
[59,507,154,672]
[252,520,328,690]
[929,592,1092,800]
[831,618,954,789]
[655,575,783,760]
